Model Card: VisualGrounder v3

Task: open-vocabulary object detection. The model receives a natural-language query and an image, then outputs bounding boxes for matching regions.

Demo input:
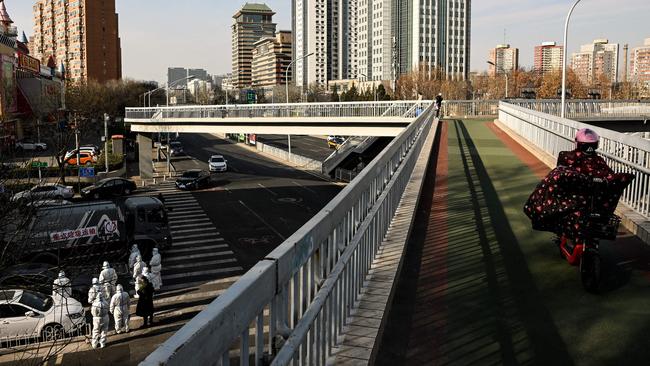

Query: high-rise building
[188,68,210,82]
[534,42,563,74]
[168,67,188,88]
[293,0,471,86]
[232,3,277,89]
[252,31,292,91]
[392,0,471,80]
[571,39,619,85]
[488,44,518,76]
[30,0,121,82]
[630,38,650,88]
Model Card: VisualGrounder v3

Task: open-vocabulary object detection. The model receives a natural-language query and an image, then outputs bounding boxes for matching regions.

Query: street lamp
[285,52,315,161]
[487,61,509,99]
[561,0,583,119]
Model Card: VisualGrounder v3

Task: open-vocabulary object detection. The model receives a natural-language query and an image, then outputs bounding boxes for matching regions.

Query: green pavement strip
[443,119,650,365]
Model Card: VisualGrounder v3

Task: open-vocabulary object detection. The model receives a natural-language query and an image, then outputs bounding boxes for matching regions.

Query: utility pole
[104,113,110,173]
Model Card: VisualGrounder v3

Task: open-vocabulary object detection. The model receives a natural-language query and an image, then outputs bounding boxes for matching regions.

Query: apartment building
[232,3,277,89]
[30,0,122,82]
[630,38,650,87]
[571,39,619,85]
[534,41,563,74]
[488,44,518,76]
[251,30,292,91]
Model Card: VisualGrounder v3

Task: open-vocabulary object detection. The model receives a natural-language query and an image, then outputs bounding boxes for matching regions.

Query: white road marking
[292,181,318,194]
[171,222,214,229]
[164,251,234,262]
[257,183,278,196]
[238,200,286,240]
[173,237,225,247]
[172,232,222,240]
[169,217,211,224]
[165,258,238,270]
[162,267,243,280]
[165,243,230,254]
[168,209,204,215]
[172,227,220,235]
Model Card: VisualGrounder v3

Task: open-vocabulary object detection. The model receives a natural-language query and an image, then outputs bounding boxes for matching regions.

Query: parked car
[81,178,137,200]
[208,155,228,172]
[25,199,73,208]
[15,140,47,152]
[327,136,345,149]
[11,184,74,202]
[0,289,86,342]
[0,263,92,305]
[64,151,96,166]
[175,169,210,190]
[168,141,184,156]
[64,146,99,161]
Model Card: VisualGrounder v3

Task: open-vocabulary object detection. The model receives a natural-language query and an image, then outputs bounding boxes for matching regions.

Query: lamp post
[561,0,583,119]
[285,52,314,161]
[487,61,509,99]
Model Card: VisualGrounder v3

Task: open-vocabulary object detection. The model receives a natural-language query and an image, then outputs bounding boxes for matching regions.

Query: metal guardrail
[442,100,500,117]
[333,167,359,183]
[125,101,431,121]
[0,323,91,351]
[499,101,650,219]
[506,99,650,120]
[141,104,436,366]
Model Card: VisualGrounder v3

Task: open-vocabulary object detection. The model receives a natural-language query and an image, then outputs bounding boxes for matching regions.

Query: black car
[81,177,137,200]
[175,170,211,190]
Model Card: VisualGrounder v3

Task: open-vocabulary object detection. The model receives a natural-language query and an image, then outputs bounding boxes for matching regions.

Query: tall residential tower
[488,44,518,76]
[30,0,122,82]
[534,42,563,74]
[232,3,277,89]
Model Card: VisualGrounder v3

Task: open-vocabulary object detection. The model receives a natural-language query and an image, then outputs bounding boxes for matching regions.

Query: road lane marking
[169,217,211,224]
[238,200,286,240]
[164,251,234,262]
[168,209,204,215]
[165,258,238,270]
[166,243,230,254]
[162,267,244,280]
[172,227,220,235]
[170,221,214,229]
[172,232,223,240]
[173,238,225,247]
[257,183,278,196]
[292,181,318,194]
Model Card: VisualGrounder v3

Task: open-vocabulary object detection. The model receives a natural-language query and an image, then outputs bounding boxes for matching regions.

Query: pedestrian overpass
[132,99,650,366]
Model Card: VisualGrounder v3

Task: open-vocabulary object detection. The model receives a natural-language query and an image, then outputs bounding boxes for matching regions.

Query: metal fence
[506,99,650,120]
[442,100,500,118]
[0,323,91,351]
[499,102,650,219]
[141,104,436,366]
[125,101,431,121]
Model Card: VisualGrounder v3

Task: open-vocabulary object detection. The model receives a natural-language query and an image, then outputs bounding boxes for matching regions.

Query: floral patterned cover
[524,150,635,241]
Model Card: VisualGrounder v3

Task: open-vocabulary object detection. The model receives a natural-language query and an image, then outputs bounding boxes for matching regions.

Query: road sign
[79,167,95,178]
[247,90,256,104]
[31,161,48,168]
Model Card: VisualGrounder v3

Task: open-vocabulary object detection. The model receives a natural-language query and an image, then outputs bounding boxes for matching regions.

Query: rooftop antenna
[503,29,507,45]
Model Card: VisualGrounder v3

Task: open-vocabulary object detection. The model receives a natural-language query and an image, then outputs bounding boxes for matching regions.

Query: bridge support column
[137,133,153,180]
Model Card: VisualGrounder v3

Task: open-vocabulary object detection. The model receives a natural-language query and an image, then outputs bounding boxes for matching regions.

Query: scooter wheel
[580,250,602,293]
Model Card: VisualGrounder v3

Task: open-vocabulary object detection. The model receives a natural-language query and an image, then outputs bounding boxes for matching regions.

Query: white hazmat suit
[88,278,101,304]
[52,271,72,300]
[133,255,145,298]
[149,248,162,290]
[91,293,109,349]
[99,261,118,300]
[128,244,141,276]
[109,284,130,333]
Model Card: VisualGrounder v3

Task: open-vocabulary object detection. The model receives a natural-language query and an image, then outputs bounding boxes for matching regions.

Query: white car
[11,184,75,202]
[0,289,86,341]
[15,140,47,152]
[64,146,99,161]
[208,155,228,172]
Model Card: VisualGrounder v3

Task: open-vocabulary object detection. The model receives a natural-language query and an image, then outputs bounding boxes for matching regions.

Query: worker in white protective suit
[149,248,162,290]
[133,255,145,298]
[52,271,72,300]
[91,293,109,349]
[88,278,101,304]
[128,244,141,279]
[109,284,130,334]
[99,261,118,300]
[141,267,153,287]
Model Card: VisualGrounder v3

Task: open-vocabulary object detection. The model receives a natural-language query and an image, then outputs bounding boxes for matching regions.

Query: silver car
[11,184,75,202]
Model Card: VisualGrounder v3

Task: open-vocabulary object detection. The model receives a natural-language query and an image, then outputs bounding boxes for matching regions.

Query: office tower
[630,38,650,87]
[232,3,277,89]
[571,39,619,85]
[488,44,518,76]
[30,0,122,82]
[534,42,563,74]
[252,31,293,90]
[168,68,188,88]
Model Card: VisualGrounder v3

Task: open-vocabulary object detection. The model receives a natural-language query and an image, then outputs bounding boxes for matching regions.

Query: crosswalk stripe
[168,209,204,215]
[165,258,238,270]
[162,267,244,281]
[172,228,220,235]
[165,198,197,204]
[164,251,235,263]
[172,237,225,247]
[161,278,238,292]
[169,217,210,224]
[171,222,214,229]
[168,203,202,209]
[165,244,230,254]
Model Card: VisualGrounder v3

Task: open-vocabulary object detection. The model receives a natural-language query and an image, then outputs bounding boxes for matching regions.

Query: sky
[6,0,650,83]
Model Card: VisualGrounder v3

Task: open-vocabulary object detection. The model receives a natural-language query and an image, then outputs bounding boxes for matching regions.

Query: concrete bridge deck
[369,119,650,365]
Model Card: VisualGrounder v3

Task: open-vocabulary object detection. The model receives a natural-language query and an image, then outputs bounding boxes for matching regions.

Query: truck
[1,196,172,267]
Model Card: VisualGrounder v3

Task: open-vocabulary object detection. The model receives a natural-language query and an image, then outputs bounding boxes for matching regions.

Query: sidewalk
[376,119,650,365]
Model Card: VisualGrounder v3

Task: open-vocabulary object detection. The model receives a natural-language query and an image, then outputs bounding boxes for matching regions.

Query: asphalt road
[256,135,335,161]
[171,133,342,270]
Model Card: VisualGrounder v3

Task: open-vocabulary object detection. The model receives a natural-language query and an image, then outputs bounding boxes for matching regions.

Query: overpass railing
[506,99,650,120]
[125,101,431,120]
[499,102,650,218]
[141,104,436,366]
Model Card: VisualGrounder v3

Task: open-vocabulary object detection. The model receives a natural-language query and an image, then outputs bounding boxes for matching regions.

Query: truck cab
[122,196,172,258]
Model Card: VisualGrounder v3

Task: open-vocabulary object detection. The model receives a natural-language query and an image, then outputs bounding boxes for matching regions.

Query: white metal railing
[507,99,650,120]
[442,100,500,117]
[125,101,431,121]
[141,104,436,366]
[499,101,650,219]
[0,323,91,351]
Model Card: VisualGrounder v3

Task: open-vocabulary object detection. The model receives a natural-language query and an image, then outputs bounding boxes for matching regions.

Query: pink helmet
[575,128,599,143]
